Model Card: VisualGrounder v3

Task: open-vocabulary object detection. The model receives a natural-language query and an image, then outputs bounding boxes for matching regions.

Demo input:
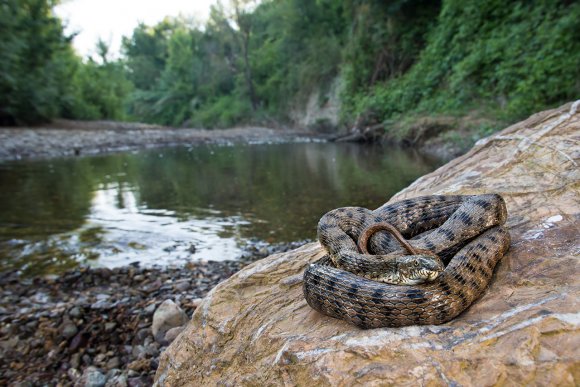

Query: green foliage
[121,0,346,127]
[348,0,580,124]
[0,0,74,124]
[341,0,441,94]
[67,57,133,120]
[0,0,133,124]
[3,0,578,129]
[122,21,177,91]
[194,94,253,128]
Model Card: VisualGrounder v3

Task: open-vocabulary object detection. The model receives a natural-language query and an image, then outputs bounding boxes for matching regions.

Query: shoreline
[0,240,307,385]
[0,119,324,162]
[0,261,239,385]
[0,119,445,384]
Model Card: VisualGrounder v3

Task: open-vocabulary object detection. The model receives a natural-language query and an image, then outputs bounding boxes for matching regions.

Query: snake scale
[303,194,510,329]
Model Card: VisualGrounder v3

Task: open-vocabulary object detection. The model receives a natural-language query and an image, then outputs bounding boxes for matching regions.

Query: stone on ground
[151,300,188,343]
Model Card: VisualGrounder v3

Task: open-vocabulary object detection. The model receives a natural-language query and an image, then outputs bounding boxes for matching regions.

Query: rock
[135,328,150,342]
[155,101,580,386]
[67,367,81,382]
[127,358,149,372]
[128,376,152,387]
[131,345,146,359]
[69,306,82,318]
[106,357,121,370]
[105,370,128,387]
[173,280,190,293]
[104,322,117,333]
[75,366,107,387]
[70,353,81,369]
[91,299,114,310]
[145,343,160,358]
[164,326,185,344]
[143,303,157,315]
[151,300,188,342]
[94,353,107,364]
[69,331,90,352]
[190,298,203,308]
[60,319,78,340]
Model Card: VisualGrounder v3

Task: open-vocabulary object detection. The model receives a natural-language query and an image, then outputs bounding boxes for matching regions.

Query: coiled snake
[303,194,510,329]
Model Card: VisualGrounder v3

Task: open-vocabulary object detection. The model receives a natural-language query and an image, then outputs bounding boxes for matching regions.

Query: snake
[303,194,510,329]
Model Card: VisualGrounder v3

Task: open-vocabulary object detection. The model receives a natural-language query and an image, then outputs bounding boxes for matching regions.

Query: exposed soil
[0,119,322,162]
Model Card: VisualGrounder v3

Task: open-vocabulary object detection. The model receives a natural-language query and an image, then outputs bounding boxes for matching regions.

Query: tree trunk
[241,33,258,111]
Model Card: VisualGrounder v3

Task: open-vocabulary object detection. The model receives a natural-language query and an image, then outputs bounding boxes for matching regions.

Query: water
[0,142,443,276]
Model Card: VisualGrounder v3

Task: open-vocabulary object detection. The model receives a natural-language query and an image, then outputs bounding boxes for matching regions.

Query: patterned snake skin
[303,194,510,328]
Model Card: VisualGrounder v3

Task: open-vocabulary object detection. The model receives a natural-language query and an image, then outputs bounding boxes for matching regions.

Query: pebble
[61,321,78,340]
[164,326,185,344]
[104,322,117,333]
[0,240,306,384]
[106,357,121,370]
[106,372,128,387]
[143,303,156,315]
[67,368,81,382]
[69,306,82,318]
[75,366,107,387]
[174,280,190,293]
[151,300,188,342]
[70,353,81,369]
[94,353,107,364]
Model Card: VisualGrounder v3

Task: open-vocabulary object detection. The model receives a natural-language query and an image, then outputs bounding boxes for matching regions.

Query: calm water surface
[0,142,443,275]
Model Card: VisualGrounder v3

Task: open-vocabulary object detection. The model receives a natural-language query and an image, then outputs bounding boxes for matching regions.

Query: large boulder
[155,101,580,386]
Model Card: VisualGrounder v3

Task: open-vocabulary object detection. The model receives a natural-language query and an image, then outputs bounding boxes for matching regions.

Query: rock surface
[289,76,343,130]
[152,300,188,343]
[155,101,580,386]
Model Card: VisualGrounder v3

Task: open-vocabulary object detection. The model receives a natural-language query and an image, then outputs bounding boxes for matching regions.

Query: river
[0,142,443,275]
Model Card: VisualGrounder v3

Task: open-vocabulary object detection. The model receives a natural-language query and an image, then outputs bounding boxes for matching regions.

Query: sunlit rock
[155,101,580,386]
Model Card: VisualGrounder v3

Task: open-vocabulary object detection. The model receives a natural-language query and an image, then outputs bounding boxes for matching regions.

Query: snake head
[398,255,444,285]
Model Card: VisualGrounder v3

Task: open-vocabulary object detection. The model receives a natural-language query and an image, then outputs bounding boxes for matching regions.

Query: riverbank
[0,239,307,385]
[333,113,507,160]
[0,119,323,162]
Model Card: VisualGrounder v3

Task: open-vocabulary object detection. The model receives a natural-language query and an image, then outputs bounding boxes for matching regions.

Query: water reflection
[0,142,443,275]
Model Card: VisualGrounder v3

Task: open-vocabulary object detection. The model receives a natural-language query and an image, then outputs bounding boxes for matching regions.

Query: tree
[0,0,77,124]
[230,0,260,111]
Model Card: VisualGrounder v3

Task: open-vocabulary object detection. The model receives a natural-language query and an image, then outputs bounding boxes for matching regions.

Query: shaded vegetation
[1,0,578,129]
[0,0,131,124]
[346,0,580,124]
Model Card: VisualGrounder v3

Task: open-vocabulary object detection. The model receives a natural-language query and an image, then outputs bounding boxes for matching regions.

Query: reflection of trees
[0,158,96,239]
[130,144,441,242]
[0,144,442,255]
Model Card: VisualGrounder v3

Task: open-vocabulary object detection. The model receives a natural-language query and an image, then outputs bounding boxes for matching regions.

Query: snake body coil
[303,194,510,328]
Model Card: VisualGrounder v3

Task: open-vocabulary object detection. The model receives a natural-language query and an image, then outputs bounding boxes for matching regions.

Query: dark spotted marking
[459,212,474,226]
[442,229,456,242]
[305,195,509,328]
[474,199,492,211]
[464,261,478,274]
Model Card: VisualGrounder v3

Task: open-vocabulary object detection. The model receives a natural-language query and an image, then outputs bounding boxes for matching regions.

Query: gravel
[0,239,310,385]
[0,120,323,162]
